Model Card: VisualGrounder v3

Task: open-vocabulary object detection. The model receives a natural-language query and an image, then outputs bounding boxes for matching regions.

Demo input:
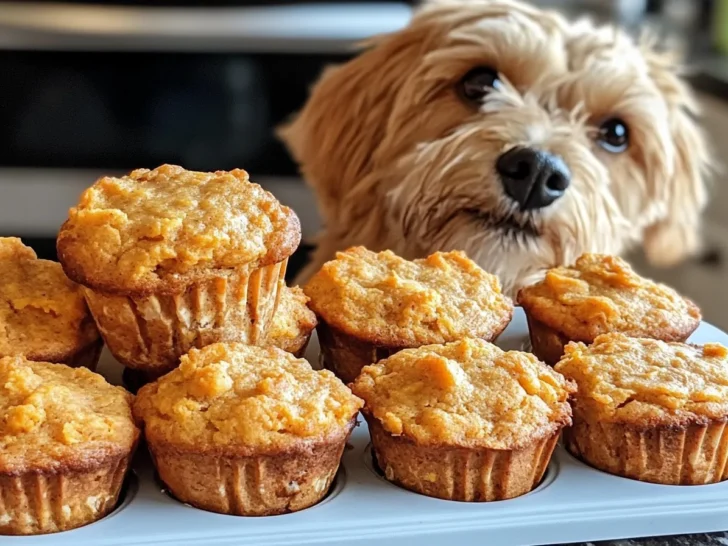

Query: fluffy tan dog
[281,0,710,295]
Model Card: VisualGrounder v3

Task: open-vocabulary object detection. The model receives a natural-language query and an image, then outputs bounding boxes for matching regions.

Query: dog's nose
[496,147,571,210]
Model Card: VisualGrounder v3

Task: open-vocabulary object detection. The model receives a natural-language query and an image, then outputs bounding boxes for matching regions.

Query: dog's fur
[281,0,710,295]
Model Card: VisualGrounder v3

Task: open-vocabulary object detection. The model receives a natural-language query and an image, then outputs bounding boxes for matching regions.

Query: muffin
[264,285,317,358]
[555,334,728,485]
[0,238,101,370]
[57,165,301,376]
[304,247,513,383]
[121,285,317,393]
[517,254,701,365]
[0,356,139,535]
[133,343,362,516]
[351,338,574,501]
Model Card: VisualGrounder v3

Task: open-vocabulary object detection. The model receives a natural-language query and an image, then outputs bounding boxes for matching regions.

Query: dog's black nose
[496,147,570,210]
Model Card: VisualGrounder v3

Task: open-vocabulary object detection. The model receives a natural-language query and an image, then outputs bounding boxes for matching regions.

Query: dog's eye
[458,67,502,103]
[598,118,629,153]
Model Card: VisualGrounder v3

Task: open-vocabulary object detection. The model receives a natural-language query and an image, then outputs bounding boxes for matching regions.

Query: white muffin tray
[9,308,728,546]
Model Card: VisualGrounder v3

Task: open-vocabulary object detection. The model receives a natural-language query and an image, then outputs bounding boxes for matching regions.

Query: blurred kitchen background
[0,0,727,325]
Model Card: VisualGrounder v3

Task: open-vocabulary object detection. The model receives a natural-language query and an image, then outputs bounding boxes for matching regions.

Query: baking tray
[9,308,728,546]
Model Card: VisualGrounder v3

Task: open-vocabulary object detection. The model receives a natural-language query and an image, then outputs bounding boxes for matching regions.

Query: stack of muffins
[56,165,357,519]
[0,165,353,534]
[2,163,728,536]
[56,165,316,378]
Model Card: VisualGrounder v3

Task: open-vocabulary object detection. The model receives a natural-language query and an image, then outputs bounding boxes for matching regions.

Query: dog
[281,0,711,296]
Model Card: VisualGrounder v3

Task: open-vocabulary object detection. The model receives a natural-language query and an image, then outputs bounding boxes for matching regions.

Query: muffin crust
[0,356,138,475]
[134,343,362,452]
[555,334,728,428]
[0,238,99,364]
[304,247,513,347]
[351,338,574,450]
[518,254,700,342]
[57,165,300,295]
[265,286,317,355]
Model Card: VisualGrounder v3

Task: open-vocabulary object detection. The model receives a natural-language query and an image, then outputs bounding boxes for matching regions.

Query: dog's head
[281,0,710,293]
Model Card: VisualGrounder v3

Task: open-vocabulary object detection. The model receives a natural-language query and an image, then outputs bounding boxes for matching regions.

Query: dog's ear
[279,29,422,219]
[642,53,712,267]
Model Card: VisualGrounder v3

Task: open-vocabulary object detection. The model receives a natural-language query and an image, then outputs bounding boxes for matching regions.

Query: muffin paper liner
[84,260,287,375]
[316,321,399,384]
[146,421,355,516]
[366,417,559,502]
[0,454,132,536]
[523,314,574,366]
[565,416,728,485]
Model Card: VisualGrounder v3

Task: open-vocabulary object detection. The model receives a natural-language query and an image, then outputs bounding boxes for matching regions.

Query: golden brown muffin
[0,356,139,535]
[351,338,574,501]
[0,238,101,370]
[555,334,728,485]
[121,285,317,394]
[265,285,317,357]
[133,343,362,516]
[57,165,301,375]
[305,247,513,383]
[517,254,701,365]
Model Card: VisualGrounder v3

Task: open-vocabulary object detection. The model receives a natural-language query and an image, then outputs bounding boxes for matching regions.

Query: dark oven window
[0,50,350,173]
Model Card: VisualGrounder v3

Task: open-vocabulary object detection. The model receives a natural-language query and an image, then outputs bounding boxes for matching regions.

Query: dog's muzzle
[496,147,571,211]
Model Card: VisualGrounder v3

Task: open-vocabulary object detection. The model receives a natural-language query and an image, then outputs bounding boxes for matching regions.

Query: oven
[0,1,412,272]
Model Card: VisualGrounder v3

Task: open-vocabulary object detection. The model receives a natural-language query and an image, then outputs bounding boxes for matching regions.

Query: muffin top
[0,238,99,362]
[351,338,574,450]
[57,165,301,295]
[304,247,513,347]
[555,334,728,427]
[134,343,363,453]
[265,286,317,354]
[517,254,700,342]
[0,356,138,474]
